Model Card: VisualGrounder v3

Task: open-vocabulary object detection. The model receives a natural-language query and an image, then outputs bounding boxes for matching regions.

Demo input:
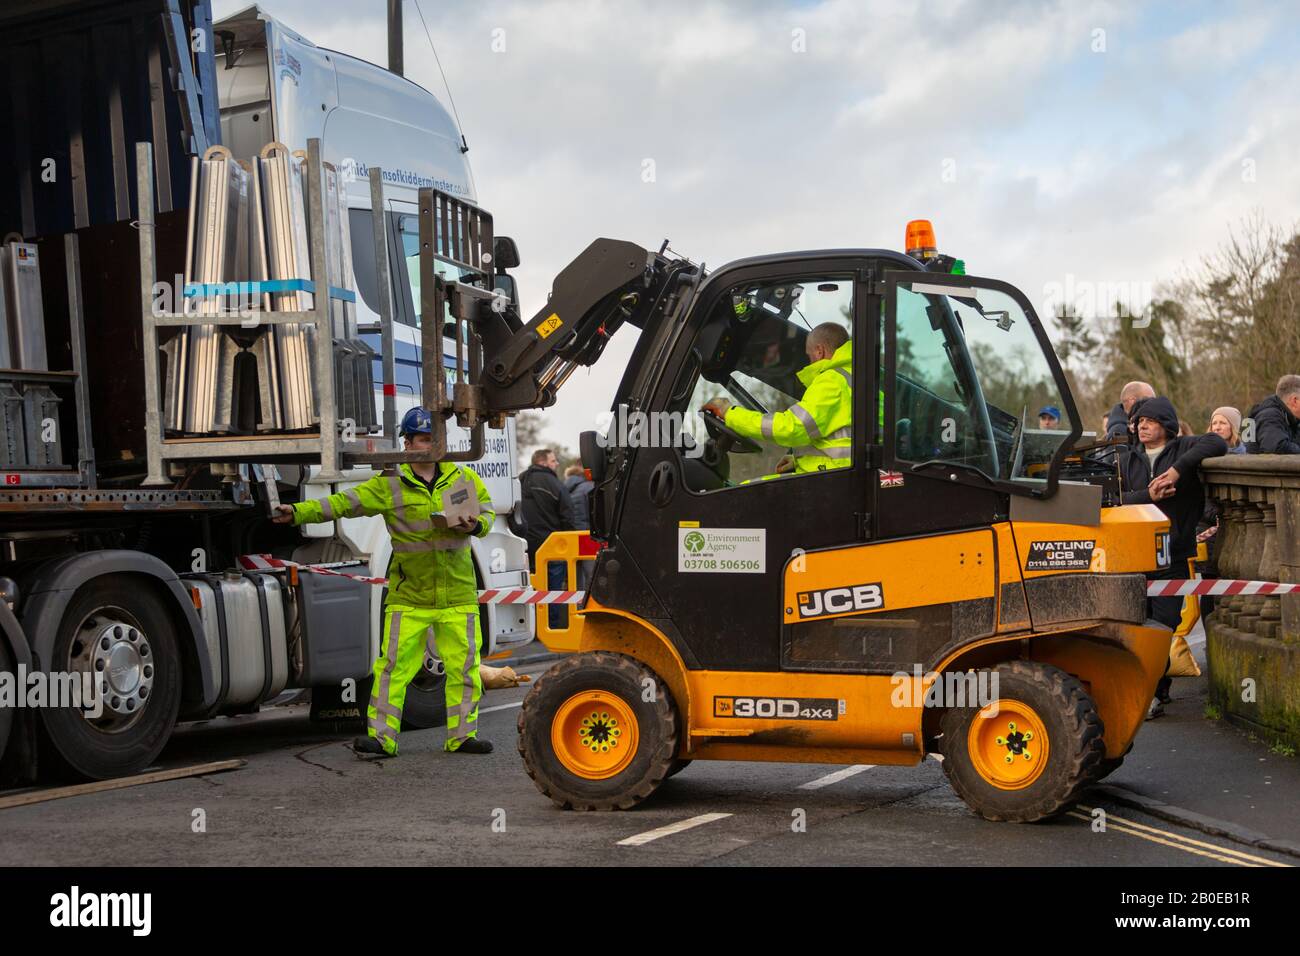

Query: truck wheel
[517,651,678,810]
[401,669,448,730]
[39,578,182,780]
[0,636,14,766]
[940,661,1103,823]
[401,607,491,730]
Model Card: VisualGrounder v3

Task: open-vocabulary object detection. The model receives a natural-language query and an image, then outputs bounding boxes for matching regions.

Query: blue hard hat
[1038,405,1061,419]
[400,407,434,436]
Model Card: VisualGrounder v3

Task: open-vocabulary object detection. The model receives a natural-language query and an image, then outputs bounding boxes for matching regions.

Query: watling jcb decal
[795,582,884,619]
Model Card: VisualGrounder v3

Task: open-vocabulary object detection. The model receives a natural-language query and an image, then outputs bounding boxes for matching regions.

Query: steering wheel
[700,407,762,454]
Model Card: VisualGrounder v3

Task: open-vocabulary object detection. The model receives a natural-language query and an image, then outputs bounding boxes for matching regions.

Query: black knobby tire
[39,577,182,781]
[940,660,1104,823]
[517,651,678,810]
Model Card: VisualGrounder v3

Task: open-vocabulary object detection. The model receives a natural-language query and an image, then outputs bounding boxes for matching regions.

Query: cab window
[396,213,487,328]
[891,279,1069,485]
[668,276,854,491]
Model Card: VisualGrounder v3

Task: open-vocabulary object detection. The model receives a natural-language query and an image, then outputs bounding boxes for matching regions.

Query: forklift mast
[429,229,700,443]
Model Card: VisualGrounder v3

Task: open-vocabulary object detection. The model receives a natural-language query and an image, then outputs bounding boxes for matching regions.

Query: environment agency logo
[683,531,707,554]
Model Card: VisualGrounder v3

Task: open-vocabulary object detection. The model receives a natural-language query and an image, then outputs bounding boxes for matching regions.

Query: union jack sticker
[878,469,904,488]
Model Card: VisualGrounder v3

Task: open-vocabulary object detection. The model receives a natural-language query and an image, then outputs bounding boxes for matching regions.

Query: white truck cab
[214,6,532,658]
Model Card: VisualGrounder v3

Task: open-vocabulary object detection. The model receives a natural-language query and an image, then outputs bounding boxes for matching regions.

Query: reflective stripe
[827,425,852,441]
[761,414,775,441]
[822,445,852,459]
[391,517,434,535]
[387,475,406,522]
[832,367,853,389]
[368,713,394,742]
[374,700,401,721]
[790,403,822,440]
[343,488,363,514]
[320,496,335,520]
[392,535,470,553]
[450,612,478,744]
[370,609,403,751]
[391,539,433,553]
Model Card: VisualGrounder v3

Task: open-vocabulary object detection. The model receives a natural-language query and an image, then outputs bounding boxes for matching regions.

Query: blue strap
[183,279,356,302]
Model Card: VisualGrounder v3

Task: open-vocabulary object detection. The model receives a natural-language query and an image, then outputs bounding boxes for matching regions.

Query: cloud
[212,0,1300,448]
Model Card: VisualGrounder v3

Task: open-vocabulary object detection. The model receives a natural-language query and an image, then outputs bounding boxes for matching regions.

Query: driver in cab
[702,322,853,475]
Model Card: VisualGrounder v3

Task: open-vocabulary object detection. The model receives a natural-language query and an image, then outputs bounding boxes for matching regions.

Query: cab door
[604,256,877,672]
[773,271,1081,676]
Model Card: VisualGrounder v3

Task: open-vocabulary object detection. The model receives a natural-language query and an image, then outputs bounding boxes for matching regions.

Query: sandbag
[481,664,530,689]
[1167,634,1202,678]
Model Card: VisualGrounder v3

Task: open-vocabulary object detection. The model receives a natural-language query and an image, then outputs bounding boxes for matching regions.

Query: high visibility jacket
[291,461,495,608]
[725,339,853,473]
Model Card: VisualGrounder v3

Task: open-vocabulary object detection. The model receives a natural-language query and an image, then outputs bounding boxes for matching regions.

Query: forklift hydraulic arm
[469,238,681,413]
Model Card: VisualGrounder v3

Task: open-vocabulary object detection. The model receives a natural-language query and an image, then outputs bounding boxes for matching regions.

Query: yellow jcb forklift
[466,221,1171,822]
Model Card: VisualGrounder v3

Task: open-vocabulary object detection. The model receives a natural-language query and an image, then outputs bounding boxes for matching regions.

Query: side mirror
[580,430,607,484]
[493,235,521,271]
[494,273,520,311]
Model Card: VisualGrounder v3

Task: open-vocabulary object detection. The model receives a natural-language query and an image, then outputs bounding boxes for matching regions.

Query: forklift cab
[595,242,1080,673]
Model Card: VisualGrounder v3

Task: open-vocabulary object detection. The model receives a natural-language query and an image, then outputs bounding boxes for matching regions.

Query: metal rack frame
[0,233,96,489]
[138,137,347,483]
[136,137,500,484]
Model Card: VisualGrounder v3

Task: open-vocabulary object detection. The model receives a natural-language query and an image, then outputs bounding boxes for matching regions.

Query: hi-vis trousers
[367,604,482,754]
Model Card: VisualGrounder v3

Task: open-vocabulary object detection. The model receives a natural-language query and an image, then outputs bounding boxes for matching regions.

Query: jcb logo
[1155,532,1171,569]
[796,582,884,619]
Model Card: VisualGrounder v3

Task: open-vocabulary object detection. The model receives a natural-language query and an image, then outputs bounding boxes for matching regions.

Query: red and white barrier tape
[238,553,586,604]
[1146,578,1300,598]
[241,554,1291,605]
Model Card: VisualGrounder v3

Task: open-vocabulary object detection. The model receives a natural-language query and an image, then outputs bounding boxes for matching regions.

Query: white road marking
[617,813,733,846]
[798,764,874,790]
[478,701,524,715]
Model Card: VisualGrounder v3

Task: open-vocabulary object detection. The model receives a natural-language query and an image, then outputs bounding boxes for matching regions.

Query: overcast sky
[214,0,1300,454]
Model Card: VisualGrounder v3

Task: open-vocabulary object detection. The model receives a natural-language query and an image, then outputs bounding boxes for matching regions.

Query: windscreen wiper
[908,458,998,488]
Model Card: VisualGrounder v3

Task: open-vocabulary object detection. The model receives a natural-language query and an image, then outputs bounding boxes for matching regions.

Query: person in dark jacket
[520,449,575,626]
[520,448,574,563]
[1104,380,1156,442]
[1245,375,1300,454]
[563,464,594,531]
[1120,396,1227,716]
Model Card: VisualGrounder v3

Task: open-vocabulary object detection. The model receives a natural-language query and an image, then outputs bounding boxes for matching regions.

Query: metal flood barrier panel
[2,240,48,370]
[253,143,315,431]
[163,146,251,434]
[1,239,64,469]
[161,142,375,438]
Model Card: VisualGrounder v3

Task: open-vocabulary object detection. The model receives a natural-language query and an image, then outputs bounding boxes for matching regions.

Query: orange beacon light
[905,219,938,261]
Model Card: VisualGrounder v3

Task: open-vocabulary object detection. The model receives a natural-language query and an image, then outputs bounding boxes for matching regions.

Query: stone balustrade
[1201,455,1300,747]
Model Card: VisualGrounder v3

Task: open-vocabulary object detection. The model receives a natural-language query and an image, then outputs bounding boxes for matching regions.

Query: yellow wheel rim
[966,700,1050,791]
[551,690,640,780]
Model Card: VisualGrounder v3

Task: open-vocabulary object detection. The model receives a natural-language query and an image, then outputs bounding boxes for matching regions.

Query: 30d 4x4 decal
[714,696,844,720]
